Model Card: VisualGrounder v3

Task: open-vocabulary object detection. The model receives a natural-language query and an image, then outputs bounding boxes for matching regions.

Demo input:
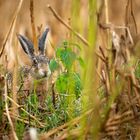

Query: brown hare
[17,27,51,105]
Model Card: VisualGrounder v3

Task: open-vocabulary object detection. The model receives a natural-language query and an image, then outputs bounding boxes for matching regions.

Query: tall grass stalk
[5,74,18,140]
[80,0,100,139]
[1,0,23,139]
[30,0,38,53]
[0,0,24,58]
[71,0,81,35]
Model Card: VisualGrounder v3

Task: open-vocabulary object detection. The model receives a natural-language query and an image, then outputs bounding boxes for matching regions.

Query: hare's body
[17,27,51,105]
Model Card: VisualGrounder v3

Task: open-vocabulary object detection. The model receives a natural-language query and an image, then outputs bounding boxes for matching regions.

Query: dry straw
[0,0,24,58]
[30,0,38,53]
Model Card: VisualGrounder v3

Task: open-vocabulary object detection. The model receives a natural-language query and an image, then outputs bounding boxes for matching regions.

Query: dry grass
[1,0,140,140]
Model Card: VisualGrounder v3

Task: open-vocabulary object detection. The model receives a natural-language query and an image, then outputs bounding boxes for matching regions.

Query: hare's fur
[17,27,51,105]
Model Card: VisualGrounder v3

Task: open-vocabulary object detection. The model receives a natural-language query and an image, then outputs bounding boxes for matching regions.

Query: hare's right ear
[17,34,34,58]
[38,28,49,55]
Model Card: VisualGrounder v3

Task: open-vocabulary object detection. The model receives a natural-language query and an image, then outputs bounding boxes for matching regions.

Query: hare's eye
[33,58,38,66]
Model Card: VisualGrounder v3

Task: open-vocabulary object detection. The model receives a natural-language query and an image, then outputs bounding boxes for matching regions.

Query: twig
[7,96,45,127]
[130,0,138,34]
[104,0,109,24]
[30,0,38,52]
[47,5,89,47]
[4,74,18,140]
[57,127,80,140]
[99,23,134,46]
[96,52,106,63]
[4,112,30,125]
[0,0,24,58]
[52,82,56,108]
[4,112,44,128]
[40,109,93,138]
[125,0,138,37]
[99,46,106,59]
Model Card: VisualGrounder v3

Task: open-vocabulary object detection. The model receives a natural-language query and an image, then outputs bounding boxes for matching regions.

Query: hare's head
[17,28,51,79]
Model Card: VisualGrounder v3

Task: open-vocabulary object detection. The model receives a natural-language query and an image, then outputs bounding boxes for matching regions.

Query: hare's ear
[17,34,34,58]
[38,28,49,55]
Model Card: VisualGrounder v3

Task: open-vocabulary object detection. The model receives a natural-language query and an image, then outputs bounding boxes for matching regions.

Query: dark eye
[33,58,38,66]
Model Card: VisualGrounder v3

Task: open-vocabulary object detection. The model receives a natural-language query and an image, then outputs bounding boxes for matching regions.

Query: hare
[17,27,51,105]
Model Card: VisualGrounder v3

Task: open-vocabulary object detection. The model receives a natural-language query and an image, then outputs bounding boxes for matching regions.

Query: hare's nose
[38,69,47,77]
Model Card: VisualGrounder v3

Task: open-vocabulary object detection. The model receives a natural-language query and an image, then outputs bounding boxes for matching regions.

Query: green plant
[135,61,140,78]
[14,40,83,135]
[50,41,83,99]
[40,40,83,129]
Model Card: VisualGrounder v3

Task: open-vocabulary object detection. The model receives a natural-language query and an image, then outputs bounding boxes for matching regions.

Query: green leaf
[77,57,85,68]
[135,63,140,78]
[16,121,25,139]
[63,40,68,48]
[56,47,76,70]
[68,73,82,98]
[55,72,82,99]
[49,59,59,72]
[69,42,81,50]
[55,73,68,94]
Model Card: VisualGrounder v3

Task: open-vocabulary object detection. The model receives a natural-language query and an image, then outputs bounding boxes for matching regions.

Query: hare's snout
[37,60,51,78]
[32,62,51,79]
[38,68,48,77]
[31,66,51,79]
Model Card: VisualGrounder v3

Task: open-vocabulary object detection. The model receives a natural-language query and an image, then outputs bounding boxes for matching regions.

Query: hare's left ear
[38,28,49,55]
[17,34,34,59]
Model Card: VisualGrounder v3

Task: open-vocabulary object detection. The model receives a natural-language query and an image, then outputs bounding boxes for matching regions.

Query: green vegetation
[1,0,140,139]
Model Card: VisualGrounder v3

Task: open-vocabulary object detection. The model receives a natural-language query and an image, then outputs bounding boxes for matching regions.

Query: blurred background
[0,0,140,68]
[0,0,71,45]
[0,0,140,44]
